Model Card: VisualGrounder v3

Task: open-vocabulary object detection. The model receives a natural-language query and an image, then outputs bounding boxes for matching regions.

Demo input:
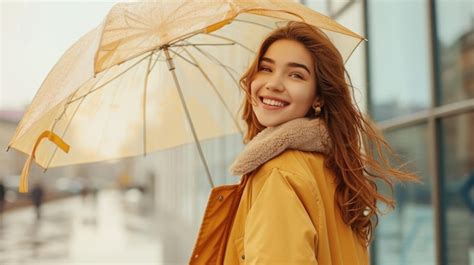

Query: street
[0,189,192,265]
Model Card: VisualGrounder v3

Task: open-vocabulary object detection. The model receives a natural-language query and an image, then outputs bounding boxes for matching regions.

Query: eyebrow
[260,57,311,75]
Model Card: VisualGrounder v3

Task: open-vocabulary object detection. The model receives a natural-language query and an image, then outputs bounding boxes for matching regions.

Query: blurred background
[0,0,472,265]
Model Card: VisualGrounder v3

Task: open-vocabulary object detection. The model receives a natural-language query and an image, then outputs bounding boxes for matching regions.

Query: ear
[313,97,324,107]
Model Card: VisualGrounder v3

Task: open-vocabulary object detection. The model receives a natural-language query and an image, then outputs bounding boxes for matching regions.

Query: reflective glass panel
[440,112,474,265]
[435,0,474,105]
[367,0,431,121]
[375,124,435,265]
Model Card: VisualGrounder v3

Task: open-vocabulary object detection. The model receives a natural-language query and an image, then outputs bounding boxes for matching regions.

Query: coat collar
[230,117,332,176]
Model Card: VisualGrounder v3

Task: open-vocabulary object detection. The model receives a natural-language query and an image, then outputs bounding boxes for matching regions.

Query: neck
[230,117,332,176]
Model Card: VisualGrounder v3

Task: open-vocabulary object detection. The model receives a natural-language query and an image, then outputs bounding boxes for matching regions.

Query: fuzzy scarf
[230,117,333,176]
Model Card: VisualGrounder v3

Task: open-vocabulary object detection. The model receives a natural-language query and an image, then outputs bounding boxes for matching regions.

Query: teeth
[262,98,286,107]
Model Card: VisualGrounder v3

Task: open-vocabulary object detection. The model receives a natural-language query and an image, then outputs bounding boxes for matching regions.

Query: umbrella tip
[6,146,10,152]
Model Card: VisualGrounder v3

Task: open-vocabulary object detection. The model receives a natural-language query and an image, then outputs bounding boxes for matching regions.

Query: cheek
[250,77,263,95]
[249,82,256,96]
[249,81,261,105]
[291,85,316,108]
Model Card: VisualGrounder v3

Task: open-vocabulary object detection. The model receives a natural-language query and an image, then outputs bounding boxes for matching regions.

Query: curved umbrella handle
[19,130,69,193]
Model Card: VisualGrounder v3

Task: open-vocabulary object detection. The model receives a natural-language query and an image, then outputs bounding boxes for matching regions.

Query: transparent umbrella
[7,0,365,192]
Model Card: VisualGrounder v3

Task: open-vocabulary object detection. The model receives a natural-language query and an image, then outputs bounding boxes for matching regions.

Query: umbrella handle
[19,131,69,193]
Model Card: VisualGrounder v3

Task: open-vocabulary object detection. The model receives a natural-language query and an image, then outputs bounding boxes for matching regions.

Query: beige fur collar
[230,117,332,176]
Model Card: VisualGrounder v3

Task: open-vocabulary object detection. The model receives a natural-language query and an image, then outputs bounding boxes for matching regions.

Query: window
[367,0,431,121]
[375,124,435,265]
[435,0,474,105]
[439,112,474,265]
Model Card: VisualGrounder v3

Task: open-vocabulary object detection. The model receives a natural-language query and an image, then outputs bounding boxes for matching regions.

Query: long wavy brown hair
[239,22,419,246]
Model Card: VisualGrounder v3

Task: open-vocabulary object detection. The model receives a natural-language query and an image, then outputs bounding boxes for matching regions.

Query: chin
[258,117,290,127]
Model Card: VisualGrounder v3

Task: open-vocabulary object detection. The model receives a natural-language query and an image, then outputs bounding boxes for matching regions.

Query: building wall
[363,0,474,265]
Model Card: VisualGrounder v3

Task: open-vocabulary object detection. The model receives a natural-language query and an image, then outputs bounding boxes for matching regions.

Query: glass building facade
[363,0,473,264]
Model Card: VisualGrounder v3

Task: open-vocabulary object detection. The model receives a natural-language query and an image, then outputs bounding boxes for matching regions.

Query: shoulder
[249,150,329,197]
[247,152,325,225]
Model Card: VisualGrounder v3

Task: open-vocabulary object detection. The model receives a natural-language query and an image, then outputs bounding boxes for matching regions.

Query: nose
[265,74,285,92]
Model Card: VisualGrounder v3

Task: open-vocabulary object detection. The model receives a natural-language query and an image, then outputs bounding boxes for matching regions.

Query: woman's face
[250,39,317,127]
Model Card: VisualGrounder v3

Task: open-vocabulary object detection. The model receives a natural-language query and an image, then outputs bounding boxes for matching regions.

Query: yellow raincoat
[190,118,369,264]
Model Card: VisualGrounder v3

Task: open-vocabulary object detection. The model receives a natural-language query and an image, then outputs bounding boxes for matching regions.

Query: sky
[1,0,117,110]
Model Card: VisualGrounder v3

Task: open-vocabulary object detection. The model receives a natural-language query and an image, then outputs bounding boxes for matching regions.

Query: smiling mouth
[259,97,290,107]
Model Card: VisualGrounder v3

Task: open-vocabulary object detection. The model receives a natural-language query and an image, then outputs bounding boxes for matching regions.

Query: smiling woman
[190,21,419,265]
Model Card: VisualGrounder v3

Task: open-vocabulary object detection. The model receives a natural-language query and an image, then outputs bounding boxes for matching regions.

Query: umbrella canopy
[7,0,365,192]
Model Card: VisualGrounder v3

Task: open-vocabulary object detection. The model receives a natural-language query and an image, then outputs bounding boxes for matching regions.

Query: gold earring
[312,103,321,116]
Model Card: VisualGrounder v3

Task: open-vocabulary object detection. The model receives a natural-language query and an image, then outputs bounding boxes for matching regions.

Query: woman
[190,21,418,265]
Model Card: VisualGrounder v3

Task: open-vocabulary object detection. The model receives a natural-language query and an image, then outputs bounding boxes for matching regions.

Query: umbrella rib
[233,18,274,30]
[128,29,162,53]
[172,43,235,47]
[343,38,365,65]
[103,25,150,33]
[148,50,164,74]
[168,48,198,67]
[55,71,110,129]
[186,42,240,88]
[124,10,153,28]
[162,1,192,25]
[43,70,110,171]
[177,46,243,134]
[69,52,153,105]
[143,51,154,156]
[204,33,256,54]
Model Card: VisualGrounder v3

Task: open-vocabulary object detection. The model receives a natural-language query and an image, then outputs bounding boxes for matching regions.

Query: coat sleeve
[244,168,319,265]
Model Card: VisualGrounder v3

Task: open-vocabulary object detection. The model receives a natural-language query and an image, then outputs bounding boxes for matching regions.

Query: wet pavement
[0,189,193,265]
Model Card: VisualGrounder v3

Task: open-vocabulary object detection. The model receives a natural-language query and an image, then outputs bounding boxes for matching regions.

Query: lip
[259,95,290,110]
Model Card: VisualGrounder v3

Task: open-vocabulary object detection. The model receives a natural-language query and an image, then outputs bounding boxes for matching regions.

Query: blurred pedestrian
[80,177,98,206]
[0,180,5,216]
[80,181,90,203]
[30,183,44,220]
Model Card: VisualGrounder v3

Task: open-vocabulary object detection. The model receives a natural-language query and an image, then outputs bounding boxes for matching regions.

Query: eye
[259,66,272,72]
[290,73,304,79]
